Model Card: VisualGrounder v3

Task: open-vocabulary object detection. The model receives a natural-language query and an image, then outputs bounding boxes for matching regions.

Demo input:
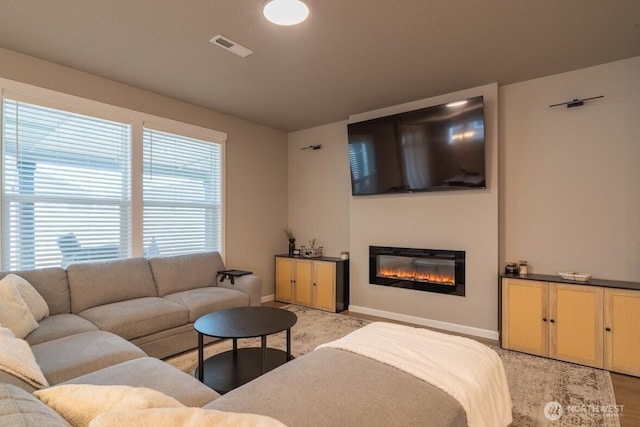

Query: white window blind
[1,97,131,270]
[143,127,222,257]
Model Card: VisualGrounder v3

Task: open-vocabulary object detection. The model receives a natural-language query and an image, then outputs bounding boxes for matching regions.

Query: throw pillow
[34,384,185,427]
[1,274,49,321]
[0,326,49,389]
[89,407,288,427]
[0,278,39,338]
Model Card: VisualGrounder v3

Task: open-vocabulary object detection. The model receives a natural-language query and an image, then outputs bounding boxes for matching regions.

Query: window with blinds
[143,128,222,257]
[1,98,131,270]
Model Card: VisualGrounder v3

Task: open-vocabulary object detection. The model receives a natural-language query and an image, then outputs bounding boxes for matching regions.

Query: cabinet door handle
[549,319,555,323]
[605,327,611,332]
[313,283,316,287]
[542,318,547,322]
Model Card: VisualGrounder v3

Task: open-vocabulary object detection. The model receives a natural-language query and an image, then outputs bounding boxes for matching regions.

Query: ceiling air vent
[209,35,253,58]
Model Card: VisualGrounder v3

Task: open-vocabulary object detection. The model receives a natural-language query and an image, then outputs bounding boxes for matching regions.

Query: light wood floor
[610,373,640,427]
[266,302,639,426]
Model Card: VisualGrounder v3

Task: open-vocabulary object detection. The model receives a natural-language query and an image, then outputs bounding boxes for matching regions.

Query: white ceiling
[0,0,639,131]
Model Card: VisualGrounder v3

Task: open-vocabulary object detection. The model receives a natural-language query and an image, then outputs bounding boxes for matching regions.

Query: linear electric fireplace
[369,246,465,296]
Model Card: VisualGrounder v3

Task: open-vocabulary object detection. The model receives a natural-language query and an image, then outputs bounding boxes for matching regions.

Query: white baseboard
[348,305,499,341]
[261,294,275,303]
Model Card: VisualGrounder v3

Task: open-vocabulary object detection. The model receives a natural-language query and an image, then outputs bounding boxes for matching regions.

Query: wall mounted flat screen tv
[348,96,486,196]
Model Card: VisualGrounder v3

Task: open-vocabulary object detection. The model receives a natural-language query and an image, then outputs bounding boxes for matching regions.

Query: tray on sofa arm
[218,269,253,285]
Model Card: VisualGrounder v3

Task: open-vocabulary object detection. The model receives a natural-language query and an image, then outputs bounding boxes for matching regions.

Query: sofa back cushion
[67,258,157,313]
[0,268,70,315]
[149,252,225,297]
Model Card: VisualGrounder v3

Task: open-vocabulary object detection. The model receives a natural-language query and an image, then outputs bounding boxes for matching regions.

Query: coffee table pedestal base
[199,348,291,394]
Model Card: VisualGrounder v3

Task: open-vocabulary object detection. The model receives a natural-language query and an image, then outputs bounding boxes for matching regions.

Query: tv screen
[348,96,486,196]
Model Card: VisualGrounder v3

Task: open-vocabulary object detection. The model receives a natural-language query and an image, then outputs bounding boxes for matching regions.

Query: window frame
[2,94,133,269]
[0,79,226,269]
[142,122,225,258]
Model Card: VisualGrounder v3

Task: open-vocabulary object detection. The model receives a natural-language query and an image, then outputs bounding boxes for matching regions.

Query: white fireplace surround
[348,83,499,337]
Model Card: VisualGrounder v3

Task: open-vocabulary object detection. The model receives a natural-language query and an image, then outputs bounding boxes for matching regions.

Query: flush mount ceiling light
[263,0,309,26]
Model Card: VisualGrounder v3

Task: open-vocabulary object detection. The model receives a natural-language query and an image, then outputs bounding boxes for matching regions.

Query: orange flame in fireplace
[378,267,455,286]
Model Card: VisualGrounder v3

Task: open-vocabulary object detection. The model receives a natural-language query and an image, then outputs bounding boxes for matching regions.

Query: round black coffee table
[194,306,297,394]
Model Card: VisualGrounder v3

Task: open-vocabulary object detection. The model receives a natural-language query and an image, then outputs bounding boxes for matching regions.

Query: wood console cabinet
[275,255,349,312]
[500,275,640,376]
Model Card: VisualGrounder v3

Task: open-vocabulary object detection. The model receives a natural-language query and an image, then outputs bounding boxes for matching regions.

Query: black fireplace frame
[369,246,465,296]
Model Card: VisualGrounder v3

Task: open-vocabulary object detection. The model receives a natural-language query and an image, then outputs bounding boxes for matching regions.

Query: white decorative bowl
[558,272,592,282]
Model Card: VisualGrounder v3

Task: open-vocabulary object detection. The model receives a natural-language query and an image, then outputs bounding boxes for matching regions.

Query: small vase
[288,239,295,257]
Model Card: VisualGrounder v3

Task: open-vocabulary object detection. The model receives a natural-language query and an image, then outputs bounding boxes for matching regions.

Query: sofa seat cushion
[0,383,70,427]
[31,331,146,385]
[62,357,219,407]
[25,314,99,346]
[78,297,188,340]
[164,287,250,322]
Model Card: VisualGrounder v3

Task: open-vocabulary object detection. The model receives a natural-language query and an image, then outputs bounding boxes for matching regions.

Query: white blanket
[317,322,512,427]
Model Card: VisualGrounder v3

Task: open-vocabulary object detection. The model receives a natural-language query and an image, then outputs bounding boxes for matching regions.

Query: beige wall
[0,48,289,297]
[287,123,351,257]
[500,56,640,281]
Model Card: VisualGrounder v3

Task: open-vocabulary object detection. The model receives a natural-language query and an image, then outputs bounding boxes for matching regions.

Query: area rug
[166,305,620,427]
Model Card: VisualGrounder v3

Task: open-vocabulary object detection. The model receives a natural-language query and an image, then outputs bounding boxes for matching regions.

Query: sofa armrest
[218,274,262,306]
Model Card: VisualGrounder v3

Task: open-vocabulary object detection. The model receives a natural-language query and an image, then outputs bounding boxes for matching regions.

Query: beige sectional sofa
[0,251,261,423]
[8,251,261,359]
